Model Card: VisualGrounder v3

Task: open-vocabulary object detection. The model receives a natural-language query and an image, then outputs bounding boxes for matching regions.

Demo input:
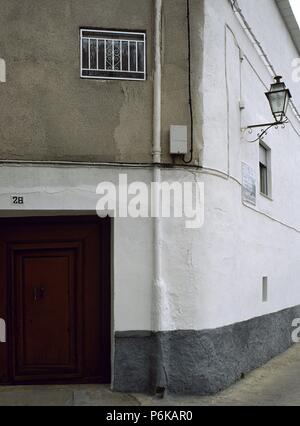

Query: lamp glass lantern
[265,76,292,123]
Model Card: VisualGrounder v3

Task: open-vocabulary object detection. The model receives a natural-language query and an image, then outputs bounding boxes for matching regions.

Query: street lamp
[245,76,292,142]
[265,76,292,123]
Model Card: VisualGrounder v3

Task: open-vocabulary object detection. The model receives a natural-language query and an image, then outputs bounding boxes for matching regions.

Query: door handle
[39,287,45,299]
[33,286,45,301]
[33,287,38,301]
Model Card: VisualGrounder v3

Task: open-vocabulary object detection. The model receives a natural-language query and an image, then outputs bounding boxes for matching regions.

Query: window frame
[262,276,268,303]
[259,142,272,198]
[259,161,268,196]
[80,28,147,81]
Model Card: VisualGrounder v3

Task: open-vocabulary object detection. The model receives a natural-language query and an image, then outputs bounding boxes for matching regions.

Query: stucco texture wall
[0,0,203,165]
[161,0,204,166]
[0,0,152,162]
[197,0,300,329]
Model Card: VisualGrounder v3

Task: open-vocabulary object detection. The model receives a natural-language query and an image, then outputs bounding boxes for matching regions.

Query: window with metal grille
[80,29,146,81]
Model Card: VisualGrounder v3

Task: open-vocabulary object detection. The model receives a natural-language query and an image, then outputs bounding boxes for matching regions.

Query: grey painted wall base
[113,306,300,395]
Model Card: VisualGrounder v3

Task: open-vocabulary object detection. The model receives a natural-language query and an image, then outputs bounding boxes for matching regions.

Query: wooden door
[0,216,111,384]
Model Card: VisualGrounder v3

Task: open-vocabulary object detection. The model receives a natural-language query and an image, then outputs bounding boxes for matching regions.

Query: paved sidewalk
[137,343,300,406]
[1,344,300,406]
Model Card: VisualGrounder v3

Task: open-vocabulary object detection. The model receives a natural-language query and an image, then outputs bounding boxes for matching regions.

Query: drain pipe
[153,0,162,166]
[152,0,166,393]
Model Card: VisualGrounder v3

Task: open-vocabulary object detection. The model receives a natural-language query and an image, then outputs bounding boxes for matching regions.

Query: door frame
[0,214,111,385]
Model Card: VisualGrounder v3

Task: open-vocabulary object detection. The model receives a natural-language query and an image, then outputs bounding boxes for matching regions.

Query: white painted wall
[0,165,154,332]
[1,0,300,335]
[197,0,300,329]
[132,0,300,332]
[0,165,204,332]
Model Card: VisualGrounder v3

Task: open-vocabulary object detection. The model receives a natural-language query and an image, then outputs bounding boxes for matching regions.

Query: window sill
[260,192,273,202]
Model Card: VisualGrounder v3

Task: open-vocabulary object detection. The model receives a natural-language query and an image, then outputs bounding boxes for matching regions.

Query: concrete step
[0,384,140,406]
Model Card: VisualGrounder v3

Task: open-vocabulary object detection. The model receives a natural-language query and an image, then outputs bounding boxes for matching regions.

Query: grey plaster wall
[0,0,204,164]
[114,306,300,395]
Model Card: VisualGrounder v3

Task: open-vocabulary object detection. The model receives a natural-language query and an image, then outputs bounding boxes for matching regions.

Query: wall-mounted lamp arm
[243,119,289,143]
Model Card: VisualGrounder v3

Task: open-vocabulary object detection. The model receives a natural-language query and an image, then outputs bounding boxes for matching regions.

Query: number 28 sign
[11,195,24,206]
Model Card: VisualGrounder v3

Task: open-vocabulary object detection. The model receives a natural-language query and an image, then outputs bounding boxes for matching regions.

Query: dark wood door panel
[0,239,8,383]
[13,247,81,379]
[0,216,111,385]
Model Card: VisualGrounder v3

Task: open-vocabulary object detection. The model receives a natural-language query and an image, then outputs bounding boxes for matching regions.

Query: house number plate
[11,195,25,206]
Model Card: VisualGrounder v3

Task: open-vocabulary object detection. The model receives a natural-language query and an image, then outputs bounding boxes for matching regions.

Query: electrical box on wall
[170,125,188,155]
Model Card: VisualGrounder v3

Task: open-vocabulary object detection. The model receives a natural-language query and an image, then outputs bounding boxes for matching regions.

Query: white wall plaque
[242,163,256,206]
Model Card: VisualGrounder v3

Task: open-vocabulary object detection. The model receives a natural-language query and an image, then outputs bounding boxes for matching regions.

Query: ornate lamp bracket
[243,119,289,143]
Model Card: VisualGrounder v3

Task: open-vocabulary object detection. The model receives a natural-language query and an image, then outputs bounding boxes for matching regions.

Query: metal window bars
[80,29,146,81]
